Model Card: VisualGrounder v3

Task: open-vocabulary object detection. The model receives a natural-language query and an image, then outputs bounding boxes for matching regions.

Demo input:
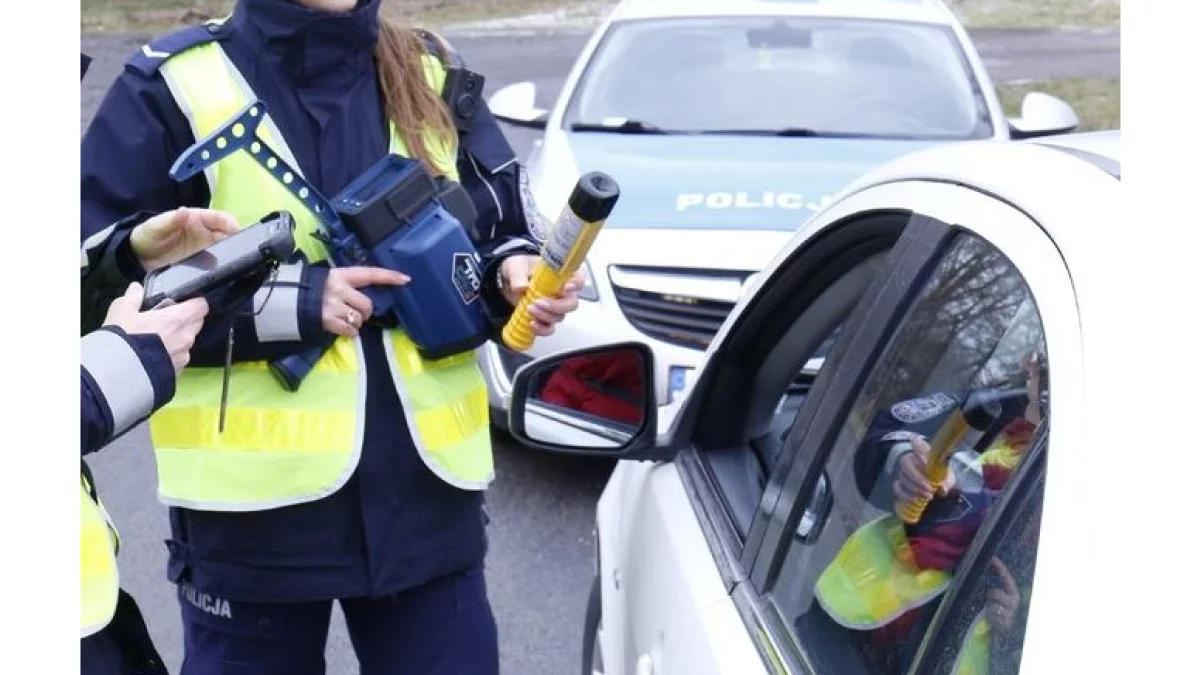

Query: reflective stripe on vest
[951,610,991,675]
[80,474,119,638]
[814,514,952,629]
[150,34,493,511]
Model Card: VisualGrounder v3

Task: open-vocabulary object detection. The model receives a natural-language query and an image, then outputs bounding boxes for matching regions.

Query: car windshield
[564,16,993,139]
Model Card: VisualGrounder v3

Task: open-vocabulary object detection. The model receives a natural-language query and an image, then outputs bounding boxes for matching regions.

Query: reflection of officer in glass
[893,353,1045,510]
[538,351,644,426]
[814,352,1047,674]
[950,499,1041,675]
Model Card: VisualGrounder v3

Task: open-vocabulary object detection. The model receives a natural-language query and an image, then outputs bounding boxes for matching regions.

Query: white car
[482,0,1080,433]
[504,131,1127,674]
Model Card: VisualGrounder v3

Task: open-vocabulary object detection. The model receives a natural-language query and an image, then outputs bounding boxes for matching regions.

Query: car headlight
[579,259,600,302]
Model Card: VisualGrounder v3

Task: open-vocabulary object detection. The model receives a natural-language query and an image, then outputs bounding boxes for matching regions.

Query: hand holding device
[130,207,241,273]
[894,387,1028,524]
[499,255,585,338]
[139,211,296,312]
[502,172,620,351]
[104,282,209,374]
[321,266,410,337]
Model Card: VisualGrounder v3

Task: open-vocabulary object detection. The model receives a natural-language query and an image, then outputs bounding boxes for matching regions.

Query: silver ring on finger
[345,309,360,327]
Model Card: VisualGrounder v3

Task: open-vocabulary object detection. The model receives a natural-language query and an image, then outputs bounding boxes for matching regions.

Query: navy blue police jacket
[82,327,177,458]
[79,0,545,602]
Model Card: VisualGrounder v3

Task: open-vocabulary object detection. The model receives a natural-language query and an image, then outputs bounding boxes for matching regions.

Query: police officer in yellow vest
[80,2,583,673]
[81,181,241,672]
[813,354,1047,674]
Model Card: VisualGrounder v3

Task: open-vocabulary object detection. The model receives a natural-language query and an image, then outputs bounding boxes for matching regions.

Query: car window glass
[767,232,1049,675]
[925,467,1045,675]
[568,17,991,138]
[755,324,844,477]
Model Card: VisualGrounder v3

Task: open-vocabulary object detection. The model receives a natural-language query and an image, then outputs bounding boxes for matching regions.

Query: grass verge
[996,77,1119,132]
[947,0,1120,30]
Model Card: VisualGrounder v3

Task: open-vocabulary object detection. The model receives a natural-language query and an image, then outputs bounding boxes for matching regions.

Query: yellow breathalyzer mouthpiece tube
[502,172,621,352]
[897,408,969,524]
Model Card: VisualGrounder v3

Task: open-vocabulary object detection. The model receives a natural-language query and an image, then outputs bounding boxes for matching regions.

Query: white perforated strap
[253,262,305,342]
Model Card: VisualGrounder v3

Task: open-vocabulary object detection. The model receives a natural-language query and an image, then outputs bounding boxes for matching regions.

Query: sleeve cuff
[884,442,917,475]
[80,327,174,438]
[113,228,148,282]
[480,243,538,326]
[251,261,307,342]
[108,211,160,283]
[297,264,330,343]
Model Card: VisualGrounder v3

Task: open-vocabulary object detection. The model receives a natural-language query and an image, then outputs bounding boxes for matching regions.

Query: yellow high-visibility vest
[816,432,1028,630]
[951,611,992,675]
[815,514,953,629]
[149,31,493,512]
[81,472,119,638]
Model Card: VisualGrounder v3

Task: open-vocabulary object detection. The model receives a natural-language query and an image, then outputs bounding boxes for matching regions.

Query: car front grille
[611,272,745,350]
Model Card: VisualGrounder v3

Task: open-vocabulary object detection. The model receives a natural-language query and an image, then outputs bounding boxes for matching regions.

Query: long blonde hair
[374,20,456,175]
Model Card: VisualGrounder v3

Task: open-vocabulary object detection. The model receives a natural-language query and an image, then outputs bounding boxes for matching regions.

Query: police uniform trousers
[178,564,497,675]
[168,330,498,675]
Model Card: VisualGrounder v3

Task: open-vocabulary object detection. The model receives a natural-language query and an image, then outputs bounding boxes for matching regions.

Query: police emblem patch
[881,430,924,443]
[890,392,958,424]
[518,166,550,244]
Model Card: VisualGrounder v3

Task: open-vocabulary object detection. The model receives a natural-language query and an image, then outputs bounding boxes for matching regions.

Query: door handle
[795,471,832,544]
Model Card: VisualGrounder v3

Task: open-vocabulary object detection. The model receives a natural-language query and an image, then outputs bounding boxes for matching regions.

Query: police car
[482,0,1080,431]
[503,130,1133,674]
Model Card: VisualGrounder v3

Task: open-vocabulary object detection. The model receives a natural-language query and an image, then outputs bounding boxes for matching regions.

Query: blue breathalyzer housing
[330,153,490,356]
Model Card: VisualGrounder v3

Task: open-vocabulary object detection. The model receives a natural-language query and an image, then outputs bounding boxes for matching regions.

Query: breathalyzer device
[502,172,621,352]
[167,99,490,392]
[895,387,1028,524]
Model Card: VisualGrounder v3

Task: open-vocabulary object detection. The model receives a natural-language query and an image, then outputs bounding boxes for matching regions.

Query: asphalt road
[80,26,1119,675]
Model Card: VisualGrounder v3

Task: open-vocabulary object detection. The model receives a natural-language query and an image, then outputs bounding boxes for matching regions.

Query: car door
[516,174,1079,675]
[598,202,934,675]
[724,179,1080,675]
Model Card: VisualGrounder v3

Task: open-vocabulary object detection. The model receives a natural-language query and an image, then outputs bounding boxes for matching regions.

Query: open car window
[922,445,1046,675]
[765,231,1050,675]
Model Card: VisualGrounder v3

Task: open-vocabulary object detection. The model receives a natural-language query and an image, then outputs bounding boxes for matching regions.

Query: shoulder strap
[413,28,484,134]
[414,27,465,70]
[125,18,230,79]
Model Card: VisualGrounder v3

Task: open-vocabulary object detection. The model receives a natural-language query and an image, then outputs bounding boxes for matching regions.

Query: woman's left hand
[131,207,241,272]
[500,254,585,337]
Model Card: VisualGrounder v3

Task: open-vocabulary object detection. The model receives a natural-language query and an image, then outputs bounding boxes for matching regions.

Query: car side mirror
[1008,92,1080,139]
[508,342,659,457]
[488,81,549,130]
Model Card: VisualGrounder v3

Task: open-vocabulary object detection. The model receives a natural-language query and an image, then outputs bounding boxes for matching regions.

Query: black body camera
[442,67,486,133]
